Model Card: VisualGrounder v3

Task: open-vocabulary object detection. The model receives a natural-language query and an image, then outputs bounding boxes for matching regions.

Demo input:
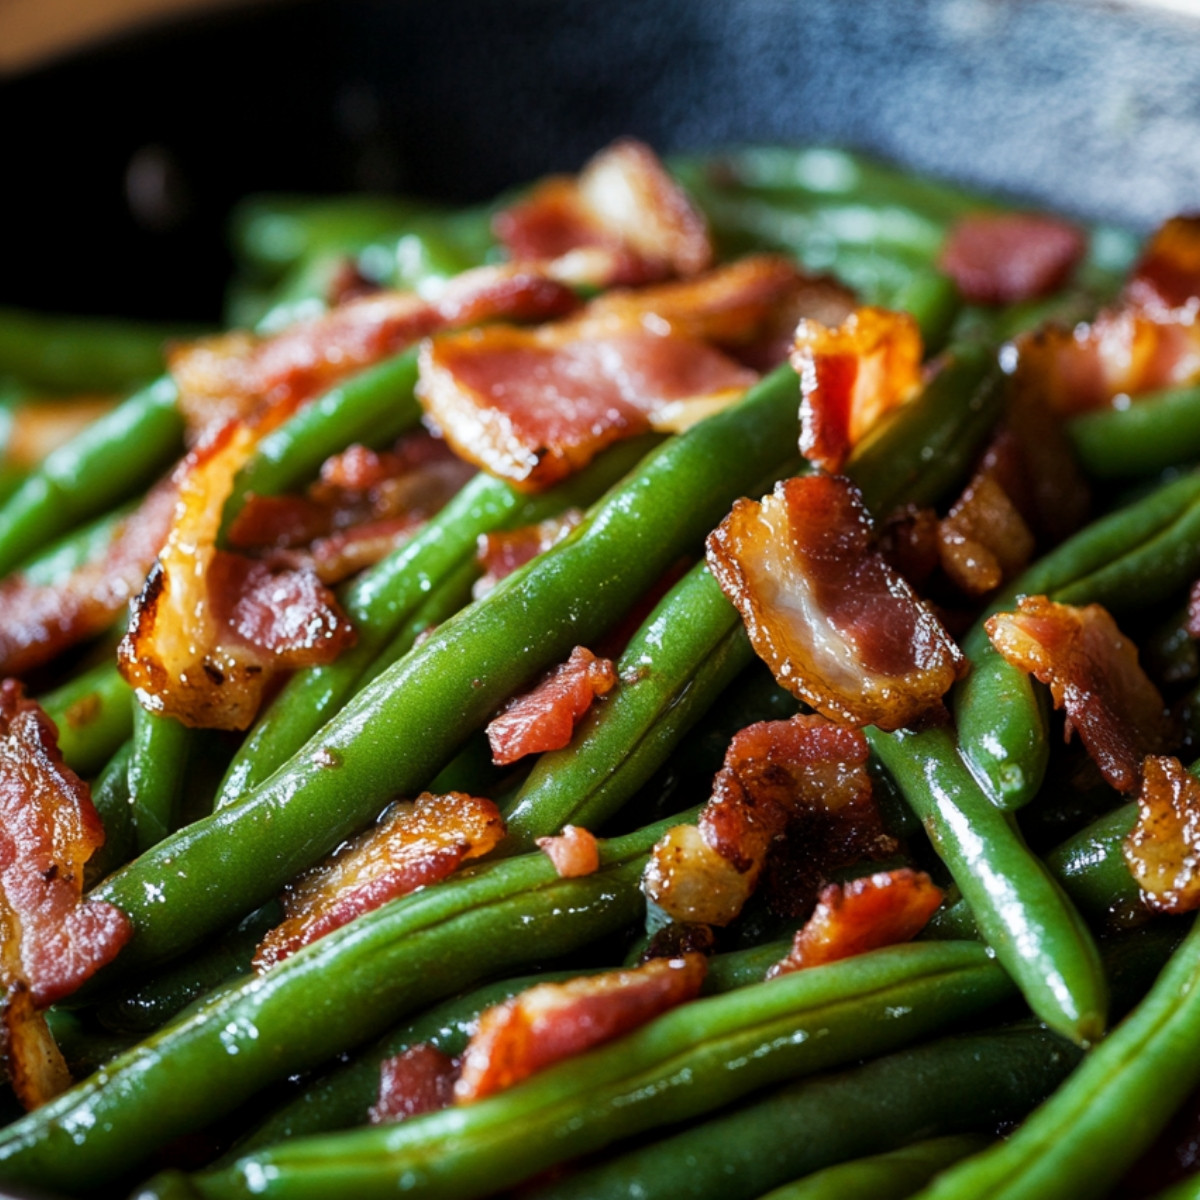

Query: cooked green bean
[40,660,134,778]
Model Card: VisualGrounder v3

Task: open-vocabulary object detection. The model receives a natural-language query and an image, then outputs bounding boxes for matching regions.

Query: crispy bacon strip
[454,954,706,1103]
[792,306,924,474]
[0,478,176,676]
[767,869,943,977]
[1124,755,1200,913]
[708,474,966,731]
[254,792,504,971]
[0,681,130,1007]
[536,825,600,878]
[369,1044,458,1125]
[643,714,891,927]
[494,139,712,287]
[938,212,1086,306]
[474,510,583,598]
[986,596,1171,793]
[487,647,617,766]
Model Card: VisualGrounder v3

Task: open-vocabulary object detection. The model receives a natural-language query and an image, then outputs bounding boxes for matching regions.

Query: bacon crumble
[370,1044,458,1125]
[474,510,584,598]
[1124,755,1200,914]
[536,825,600,878]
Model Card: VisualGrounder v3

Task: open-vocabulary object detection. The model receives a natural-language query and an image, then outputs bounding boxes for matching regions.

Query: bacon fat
[1124,755,1200,914]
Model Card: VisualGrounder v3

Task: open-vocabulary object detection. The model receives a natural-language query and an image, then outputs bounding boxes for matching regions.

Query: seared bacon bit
[255,792,504,971]
[536,825,600,878]
[474,510,584,598]
[487,647,617,766]
[454,954,706,1103]
[0,681,131,1006]
[986,596,1171,793]
[1,984,71,1111]
[938,213,1086,306]
[1125,755,1200,913]
[0,478,176,676]
[791,307,923,474]
[494,139,712,287]
[1125,215,1200,319]
[369,1044,457,1125]
[708,474,966,731]
[767,869,944,977]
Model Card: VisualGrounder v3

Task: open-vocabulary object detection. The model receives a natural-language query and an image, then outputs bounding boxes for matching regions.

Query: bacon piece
[255,792,504,971]
[1125,755,1200,914]
[792,307,923,474]
[487,647,617,766]
[170,263,581,442]
[0,478,176,676]
[986,596,1171,793]
[0,681,131,1006]
[878,504,941,590]
[1,984,71,1111]
[454,954,706,1103]
[474,510,583,598]
[1124,215,1200,319]
[938,212,1086,306]
[643,714,891,927]
[369,1044,458,1125]
[708,474,966,731]
[767,869,944,976]
[494,139,712,287]
[119,419,356,730]
[536,825,600,878]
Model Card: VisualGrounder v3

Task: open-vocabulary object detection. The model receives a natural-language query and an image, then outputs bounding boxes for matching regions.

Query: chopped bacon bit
[1,984,71,1111]
[369,1044,458,1125]
[1125,755,1200,914]
[938,213,1087,306]
[1124,215,1200,319]
[487,647,617,766]
[494,139,712,287]
[474,510,583,598]
[454,954,707,1103]
[536,825,600,878]
[986,596,1172,793]
[792,307,923,474]
[767,869,944,977]
[708,474,966,731]
[0,478,176,676]
[254,792,504,971]
[0,681,131,1006]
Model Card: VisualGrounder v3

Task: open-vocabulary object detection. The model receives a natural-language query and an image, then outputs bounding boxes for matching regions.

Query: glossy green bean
[1042,803,1140,926]
[1068,382,1200,480]
[1146,1174,1200,1200]
[128,703,192,853]
[867,725,1106,1045]
[83,741,136,888]
[40,660,134,778]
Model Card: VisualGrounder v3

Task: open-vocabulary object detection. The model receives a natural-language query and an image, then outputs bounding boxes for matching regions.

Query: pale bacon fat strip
[536,825,600,878]
[454,953,707,1103]
[792,306,924,475]
[370,1044,458,1125]
[985,596,1171,794]
[493,137,713,288]
[707,474,966,731]
[418,256,847,491]
[643,714,887,927]
[254,792,504,971]
[486,646,617,766]
[1125,755,1200,914]
[767,869,944,978]
[118,417,356,731]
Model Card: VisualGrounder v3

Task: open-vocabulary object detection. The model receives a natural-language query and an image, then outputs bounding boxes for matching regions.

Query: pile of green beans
[4,145,1200,1200]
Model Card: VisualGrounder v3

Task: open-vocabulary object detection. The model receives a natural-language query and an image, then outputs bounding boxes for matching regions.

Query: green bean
[17,504,129,587]
[139,942,1012,1200]
[754,1135,991,1200]
[1068,383,1200,480]
[128,703,191,853]
[0,821,664,1191]
[0,376,182,578]
[83,741,136,889]
[42,1010,137,1081]
[911,916,1200,1200]
[40,660,133,778]
[867,724,1106,1045]
[354,209,498,292]
[1146,1174,1200,1200]
[1042,804,1141,927]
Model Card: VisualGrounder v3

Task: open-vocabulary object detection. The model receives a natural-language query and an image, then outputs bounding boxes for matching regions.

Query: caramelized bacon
[536,825,600,878]
[487,647,617,766]
[494,139,712,287]
[1124,755,1200,913]
[454,954,706,1103]
[938,213,1086,306]
[0,681,131,1007]
[369,1044,457,1125]
[707,474,966,731]
[767,869,944,976]
[0,478,176,676]
[791,307,924,474]
[474,510,583,598]
[1,984,71,1111]
[255,792,504,971]
[986,596,1171,793]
